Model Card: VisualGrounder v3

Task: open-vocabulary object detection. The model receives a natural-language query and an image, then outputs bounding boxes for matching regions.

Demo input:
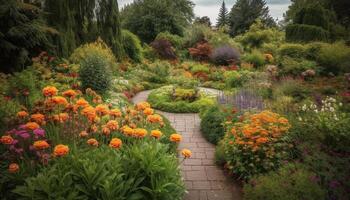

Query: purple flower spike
[33,128,45,137]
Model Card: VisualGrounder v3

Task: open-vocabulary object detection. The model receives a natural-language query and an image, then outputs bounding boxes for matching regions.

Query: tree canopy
[216,0,229,28]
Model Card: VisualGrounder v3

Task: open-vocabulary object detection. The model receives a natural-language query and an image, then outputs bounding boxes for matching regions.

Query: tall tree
[194,16,211,27]
[228,0,275,37]
[121,0,194,43]
[0,0,52,72]
[97,0,124,58]
[216,0,229,28]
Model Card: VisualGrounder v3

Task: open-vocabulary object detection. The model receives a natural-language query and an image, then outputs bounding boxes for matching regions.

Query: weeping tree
[0,0,53,72]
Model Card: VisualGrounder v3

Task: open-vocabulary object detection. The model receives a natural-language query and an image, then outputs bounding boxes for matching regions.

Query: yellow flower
[170,134,182,142]
[53,144,69,157]
[181,149,192,158]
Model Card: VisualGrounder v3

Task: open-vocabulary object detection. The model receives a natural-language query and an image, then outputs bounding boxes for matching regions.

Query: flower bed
[147,86,216,113]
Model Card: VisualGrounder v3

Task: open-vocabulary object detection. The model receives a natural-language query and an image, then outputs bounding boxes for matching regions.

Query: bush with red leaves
[188,41,212,61]
[150,39,177,60]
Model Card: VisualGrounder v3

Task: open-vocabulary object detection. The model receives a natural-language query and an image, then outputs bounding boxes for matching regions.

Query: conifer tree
[216,0,229,28]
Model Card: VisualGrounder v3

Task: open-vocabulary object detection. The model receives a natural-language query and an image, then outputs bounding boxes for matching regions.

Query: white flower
[314,110,318,113]
[339,103,343,107]
[330,107,335,112]
[302,105,307,111]
[298,117,303,121]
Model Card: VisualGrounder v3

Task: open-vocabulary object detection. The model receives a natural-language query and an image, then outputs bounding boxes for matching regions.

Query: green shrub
[279,57,316,77]
[79,54,112,94]
[224,71,242,88]
[273,79,310,102]
[243,164,326,200]
[147,86,216,113]
[14,143,185,200]
[122,29,143,62]
[190,64,210,74]
[242,51,265,68]
[70,39,118,71]
[200,106,225,144]
[286,24,329,42]
[316,42,350,74]
[156,31,184,49]
[144,61,170,84]
[278,43,306,58]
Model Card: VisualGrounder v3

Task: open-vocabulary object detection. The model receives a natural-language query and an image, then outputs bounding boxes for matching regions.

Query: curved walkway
[132,90,242,200]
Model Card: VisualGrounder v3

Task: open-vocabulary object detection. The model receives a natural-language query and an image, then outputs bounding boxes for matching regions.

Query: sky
[118,0,292,24]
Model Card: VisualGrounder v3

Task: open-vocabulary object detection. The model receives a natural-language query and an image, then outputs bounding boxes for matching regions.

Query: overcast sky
[118,0,291,24]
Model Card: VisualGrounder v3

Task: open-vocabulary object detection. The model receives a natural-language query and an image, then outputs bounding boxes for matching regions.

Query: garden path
[132,90,242,200]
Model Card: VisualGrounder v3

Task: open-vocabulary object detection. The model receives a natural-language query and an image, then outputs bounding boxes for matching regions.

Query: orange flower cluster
[95,104,109,116]
[230,111,291,151]
[1,135,14,145]
[31,113,45,125]
[136,102,151,111]
[51,96,68,106]
[109,138,122,149]
[143,108,154,115]
[181,149,192,158]
[8,163,19,173]
[62,89,77,98]
[151,130,162,139]
[106,120,118,131]
[33,140,50,150]
[81,106,96,122]
[53,113,69,123]
[170,134,182,142]
[42,86,58,97]
[53,144,69,157]
[87,138,99,147]
[147,114,163,123]
[17,111,28,118]
[25,122,40,130]
[134,128,148,138]
[109,109,122,118]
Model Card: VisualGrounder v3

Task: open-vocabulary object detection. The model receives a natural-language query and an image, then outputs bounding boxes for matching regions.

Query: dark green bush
[242,51,265,68]
[200,106,225,144]
[79,54,111,94]
[243,164,326,200]
[286,24,329,42]
[316,42,350,74]
[278,43,307,59]
[279,57,316,77]
[122,29,143,62]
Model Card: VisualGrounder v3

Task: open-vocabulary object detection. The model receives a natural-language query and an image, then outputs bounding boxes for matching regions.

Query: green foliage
[147,86,216,113]
[156,32,184,49]
[278,43,306,58]
[121,0,194,43]
[273,79,310,102]
[216,1,229,28]
[122,30,143,62]
[279,57,316,77]
[14,144,184,200]
[242,51,265,68]
[143,61,170,84]
[316,42,350,74]
[190,64,210,74]
[79,54,111,94]
[70,39,118,71]
[229,0,276,37]
[243,164,326,200]
[183,24,211,47]
[200,106,226,144]
[0,0,52,72]
[224,71,243,88]
[286,24,329,42]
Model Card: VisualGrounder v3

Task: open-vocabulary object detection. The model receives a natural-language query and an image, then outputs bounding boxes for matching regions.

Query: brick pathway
[132,90,242,200]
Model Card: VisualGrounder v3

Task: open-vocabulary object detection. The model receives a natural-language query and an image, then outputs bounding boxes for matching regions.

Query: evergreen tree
[216,0,229,28]
[228,0,275,37]
[0,0,52,72]
[97,0,124,58]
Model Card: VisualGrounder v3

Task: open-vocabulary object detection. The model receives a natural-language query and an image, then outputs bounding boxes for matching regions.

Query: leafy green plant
[190,64,210,74]
[278,43,306,59]
[200,106,226,144]
[79,54,112,94]
[242,51,265,68]
[279,57,316,77]
[316,42,350,74]
[243,163,326,200]
[224,71,243,88]
[122,29,143,62]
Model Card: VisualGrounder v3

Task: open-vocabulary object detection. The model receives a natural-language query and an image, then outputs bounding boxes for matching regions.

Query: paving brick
[193,181,211,189]
[186,170,207,181]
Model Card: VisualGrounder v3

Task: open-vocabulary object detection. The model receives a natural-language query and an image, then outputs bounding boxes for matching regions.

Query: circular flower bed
[147,86,216,113]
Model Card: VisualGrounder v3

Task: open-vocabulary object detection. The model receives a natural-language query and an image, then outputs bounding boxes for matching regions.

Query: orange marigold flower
[53,144,69,157]
[42,86,58,97]
[31,113,45,124]
[122,126,134,136]
[33,140,50,150]
[181,149,192,158]
[76,98,89,108]
[170,134,182,142]
[151,130,162,139]
[1,135,14,145]
[79,131,88,138]
[109,138,122,149]
[81,106,96,121]
[231,128,237,135]
[87,138,99,147]
[52,96,68,106]
[106,120,118,131]
[134,128,147,138]
[95,104,109,116]
[143,108,154,115]
[278,117,289,125]
[256,137,269,144]
[90,124,98,133]
[62,89,77,98]
[25,122,40,130]
[147,114,163,123]
[109,109,122,117]
[102,126,111,136]
[17,111,28,118]
[8,163,19,173]
[136,102,151,111]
